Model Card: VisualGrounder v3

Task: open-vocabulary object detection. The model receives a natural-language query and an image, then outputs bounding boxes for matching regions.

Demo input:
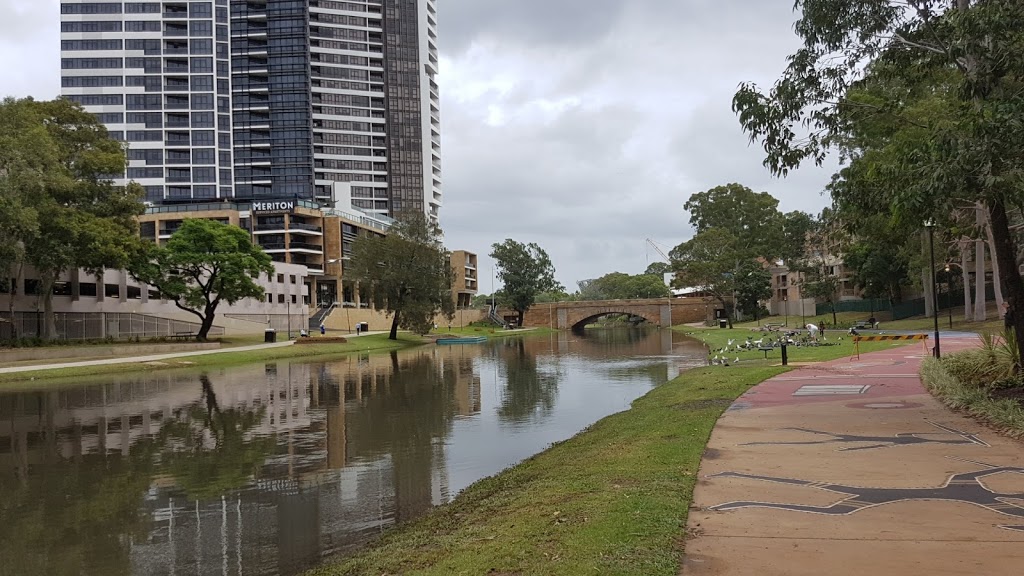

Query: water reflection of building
[0,345,484,576]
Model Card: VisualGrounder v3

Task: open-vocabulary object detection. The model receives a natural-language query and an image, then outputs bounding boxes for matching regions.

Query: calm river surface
[0,328,706,576]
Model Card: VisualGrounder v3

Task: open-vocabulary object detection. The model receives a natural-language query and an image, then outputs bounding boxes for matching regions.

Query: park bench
[763,323,785,331]
[757,345,775,358]
[852,320,875,330]
[169,332,196,341]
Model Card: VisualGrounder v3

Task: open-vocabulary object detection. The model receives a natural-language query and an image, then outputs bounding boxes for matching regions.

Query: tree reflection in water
[0,403,157,575]
[157,373,276,501]
[497,339,561,424]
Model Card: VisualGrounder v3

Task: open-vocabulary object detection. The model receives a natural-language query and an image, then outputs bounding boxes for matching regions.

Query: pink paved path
[682,335,1024,576]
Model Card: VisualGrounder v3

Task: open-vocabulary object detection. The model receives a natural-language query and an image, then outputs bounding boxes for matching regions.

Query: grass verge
[310,329,902,576]
[0,333,427,387]
[310,365,786,576]
[921,357,1024,438]
[675,327,911,364]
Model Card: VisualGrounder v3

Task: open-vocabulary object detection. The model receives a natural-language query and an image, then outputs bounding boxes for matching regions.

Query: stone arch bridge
[516,297,709,330]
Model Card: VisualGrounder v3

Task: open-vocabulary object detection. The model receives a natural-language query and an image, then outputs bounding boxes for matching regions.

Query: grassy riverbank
[310,328,910,576]
[0,333,426,386]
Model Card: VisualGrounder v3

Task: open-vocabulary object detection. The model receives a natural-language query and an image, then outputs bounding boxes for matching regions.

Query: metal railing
[0,312,224,342]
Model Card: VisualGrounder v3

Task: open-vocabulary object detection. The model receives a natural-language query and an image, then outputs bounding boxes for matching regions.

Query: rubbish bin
[718,318,728,329]
[264,328,277,343]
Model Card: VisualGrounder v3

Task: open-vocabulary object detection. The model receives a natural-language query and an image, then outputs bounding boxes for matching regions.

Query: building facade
[449,250,477,309]
[59,0,441,223]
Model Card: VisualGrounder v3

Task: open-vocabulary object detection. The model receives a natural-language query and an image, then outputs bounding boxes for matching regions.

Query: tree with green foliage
[129,219,274,341]
[670,228,741,328]
[643,261,670,277]
[490,239,562,327]
[0,97,144,340]
[684,183,813,262]
[735,261,772,323]
[576,272,671,301]
[348,215,454,339]
[800,267,841,326]
[733,0,1024,363]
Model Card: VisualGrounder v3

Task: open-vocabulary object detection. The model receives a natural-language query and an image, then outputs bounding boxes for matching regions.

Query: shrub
[923,357,1024,438]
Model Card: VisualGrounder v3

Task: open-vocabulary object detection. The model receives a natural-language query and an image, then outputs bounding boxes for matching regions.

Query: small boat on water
[435,336,488,345]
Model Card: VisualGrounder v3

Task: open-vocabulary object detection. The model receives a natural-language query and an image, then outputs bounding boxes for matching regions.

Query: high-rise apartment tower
[60,0,441,223]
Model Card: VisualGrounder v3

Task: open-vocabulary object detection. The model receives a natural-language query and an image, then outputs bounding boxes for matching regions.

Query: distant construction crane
[645,238,672,263]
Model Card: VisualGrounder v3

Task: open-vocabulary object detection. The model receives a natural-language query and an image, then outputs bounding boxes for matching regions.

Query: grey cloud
[439,0,628,56]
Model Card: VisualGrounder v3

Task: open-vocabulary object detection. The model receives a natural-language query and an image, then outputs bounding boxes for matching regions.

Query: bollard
[781,344,788,366]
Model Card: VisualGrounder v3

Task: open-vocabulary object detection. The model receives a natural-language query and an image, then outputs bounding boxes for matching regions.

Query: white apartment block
[60,0,441,224]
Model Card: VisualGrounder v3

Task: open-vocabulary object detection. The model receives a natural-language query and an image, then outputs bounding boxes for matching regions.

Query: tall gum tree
[348,215,454,340]
[0,98,143,340]
[490,240,561,328]
[732,0,1024,364]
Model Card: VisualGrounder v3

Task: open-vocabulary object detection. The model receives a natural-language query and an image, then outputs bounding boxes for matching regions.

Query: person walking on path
[1004,302,1015,331]
[320,322,326,336]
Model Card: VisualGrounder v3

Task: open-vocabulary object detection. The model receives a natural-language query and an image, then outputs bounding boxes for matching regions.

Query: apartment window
[166,149,191,164]
[61,2,123,14]
[266,293,273,303]
[190,57,213,73]
[61,21,122,33]
[94,112,124,124]
[167,186,191,198]
[193,185,216,198]
[125,57,161,72]
[289,275,296,284]
[126,112,162,128]
[105,284,121,298]
[166,94,190,109]
[192,148,216,165]
[125,21,162,32]
[128,167,164,179]
[61,39,123,51]
[126,76,163,92]
[79,282,98,297]
[124,3,161,14]
[276,274,284,283]
[67,94,124,107]
[125,39,162,55]
[189,2,212,17]
[193,167,216,183]
[278,294,285,304]
[167,168,191,183]
[190,75,214,92]
[127,286,142,300]
[190,39,213,55]
[189,21,213,37]
[140,222,156,239]
[192,94,214,110]
[291,295,297,304]
[61,58,123,70]
[191,131,215,146]
[62,76,123,88]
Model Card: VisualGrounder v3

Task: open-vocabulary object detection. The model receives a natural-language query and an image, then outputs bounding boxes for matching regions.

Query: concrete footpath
[683,335,1024,575]
[0,340,296,375]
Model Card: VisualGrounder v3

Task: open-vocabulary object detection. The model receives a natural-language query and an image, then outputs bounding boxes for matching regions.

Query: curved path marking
[682,335,1024,576]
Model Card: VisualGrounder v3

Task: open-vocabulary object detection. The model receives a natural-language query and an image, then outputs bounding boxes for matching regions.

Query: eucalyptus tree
[733,0,1024,361]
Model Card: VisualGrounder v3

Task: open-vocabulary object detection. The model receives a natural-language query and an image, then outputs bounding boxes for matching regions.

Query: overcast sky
[0,0,836,291]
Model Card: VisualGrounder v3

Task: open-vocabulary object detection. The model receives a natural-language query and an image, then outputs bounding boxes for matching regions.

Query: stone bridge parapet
[514,297,710,329]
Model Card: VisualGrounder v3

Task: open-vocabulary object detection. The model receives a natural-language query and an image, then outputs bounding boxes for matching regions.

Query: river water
[0,327,706,576]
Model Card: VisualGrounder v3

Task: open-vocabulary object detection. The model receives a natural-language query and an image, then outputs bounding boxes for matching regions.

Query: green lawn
[0,333,428,387]
[309,329,911,576]
[736,305,1004,334]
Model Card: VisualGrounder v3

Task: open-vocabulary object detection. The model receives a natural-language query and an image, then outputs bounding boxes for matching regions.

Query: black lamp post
[944,264,954,330]
[925,220,941,358]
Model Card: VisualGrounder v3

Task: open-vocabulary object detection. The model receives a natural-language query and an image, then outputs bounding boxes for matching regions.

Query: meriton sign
[251,200,295,213]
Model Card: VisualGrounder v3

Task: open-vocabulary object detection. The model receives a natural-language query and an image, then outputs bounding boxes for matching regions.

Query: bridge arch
[570,311,658,331]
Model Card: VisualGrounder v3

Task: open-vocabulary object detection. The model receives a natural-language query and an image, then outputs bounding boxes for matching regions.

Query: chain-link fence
[0,312,224,342]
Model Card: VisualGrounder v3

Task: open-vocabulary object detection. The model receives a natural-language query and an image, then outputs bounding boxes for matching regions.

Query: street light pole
[925,220,941,358]
[945,264,953,330]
